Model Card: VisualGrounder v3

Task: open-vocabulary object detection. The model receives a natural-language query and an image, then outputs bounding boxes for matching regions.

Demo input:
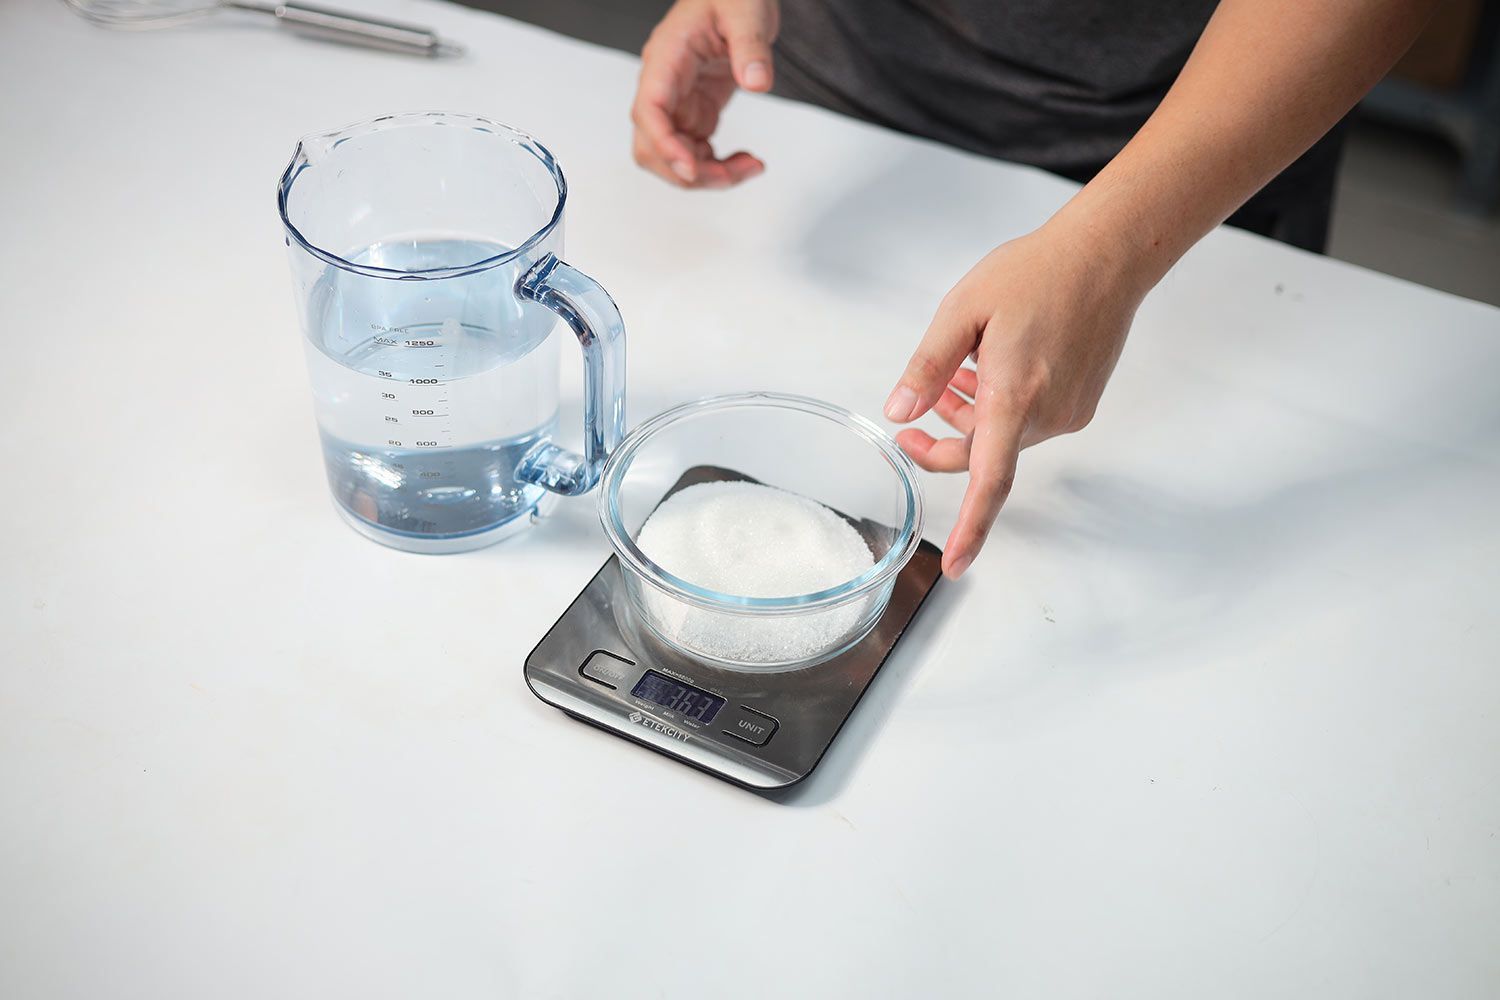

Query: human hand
[630,0,778,188]
[884,223,1150,579]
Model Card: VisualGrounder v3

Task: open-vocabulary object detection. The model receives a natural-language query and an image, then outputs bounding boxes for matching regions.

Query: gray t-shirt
[774,0,1345,249]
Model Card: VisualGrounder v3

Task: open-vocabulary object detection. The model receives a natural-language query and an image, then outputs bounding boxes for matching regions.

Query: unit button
[579,651,635,689]
[721,705,779,747]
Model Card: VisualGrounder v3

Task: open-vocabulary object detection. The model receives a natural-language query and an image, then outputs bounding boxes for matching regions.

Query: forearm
[1050,0,1436,291]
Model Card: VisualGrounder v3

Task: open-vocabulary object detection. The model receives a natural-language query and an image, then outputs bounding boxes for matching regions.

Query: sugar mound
[638,481,874,598]
[634,481,878,665]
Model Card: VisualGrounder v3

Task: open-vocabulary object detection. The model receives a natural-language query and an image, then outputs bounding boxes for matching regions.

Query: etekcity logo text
[628,710,688,742]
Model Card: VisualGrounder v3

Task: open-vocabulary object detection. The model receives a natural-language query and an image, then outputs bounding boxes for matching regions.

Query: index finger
[943,387,1027,578]
[632,97,697,176]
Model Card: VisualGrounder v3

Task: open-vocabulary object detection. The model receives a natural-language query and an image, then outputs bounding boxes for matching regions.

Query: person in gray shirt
[629,0,1438,579]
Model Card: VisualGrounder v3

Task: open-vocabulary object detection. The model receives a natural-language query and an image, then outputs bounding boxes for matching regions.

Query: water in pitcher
[303,238,560,540]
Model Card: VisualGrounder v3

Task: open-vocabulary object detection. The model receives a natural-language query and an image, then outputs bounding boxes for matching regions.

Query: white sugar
[634,481,877,665]
[638,481,875,598]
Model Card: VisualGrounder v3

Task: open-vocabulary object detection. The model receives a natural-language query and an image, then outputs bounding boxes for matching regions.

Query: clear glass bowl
[598,393,924,670]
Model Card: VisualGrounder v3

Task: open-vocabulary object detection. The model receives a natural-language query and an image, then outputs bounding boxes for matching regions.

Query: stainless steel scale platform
[524,467,943,790]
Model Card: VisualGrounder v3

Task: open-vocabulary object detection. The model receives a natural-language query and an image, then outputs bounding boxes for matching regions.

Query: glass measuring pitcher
[278,112,626,553]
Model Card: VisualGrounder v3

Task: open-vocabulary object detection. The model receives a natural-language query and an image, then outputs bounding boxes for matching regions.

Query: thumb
[885,297,982,423]
[717,3,776,92]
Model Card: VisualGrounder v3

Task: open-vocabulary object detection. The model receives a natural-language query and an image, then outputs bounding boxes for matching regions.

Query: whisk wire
[60,0,224,30]
[57,0,463,56]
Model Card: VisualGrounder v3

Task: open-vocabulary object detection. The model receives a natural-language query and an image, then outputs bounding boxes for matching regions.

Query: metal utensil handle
[226,1,458,56]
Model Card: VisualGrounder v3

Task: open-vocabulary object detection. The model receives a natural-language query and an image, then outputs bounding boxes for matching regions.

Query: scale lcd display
[631,670,726,724]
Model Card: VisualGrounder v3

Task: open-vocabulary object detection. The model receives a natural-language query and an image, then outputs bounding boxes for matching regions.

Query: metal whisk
[60,0,464,57]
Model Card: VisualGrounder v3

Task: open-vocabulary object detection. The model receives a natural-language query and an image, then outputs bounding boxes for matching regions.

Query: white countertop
[3,1,1498,996]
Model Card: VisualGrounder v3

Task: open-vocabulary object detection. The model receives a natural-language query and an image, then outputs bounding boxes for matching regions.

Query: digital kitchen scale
[524,467,943,791]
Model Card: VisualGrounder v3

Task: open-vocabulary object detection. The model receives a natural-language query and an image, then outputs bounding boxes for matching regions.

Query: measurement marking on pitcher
[304,232,568,549]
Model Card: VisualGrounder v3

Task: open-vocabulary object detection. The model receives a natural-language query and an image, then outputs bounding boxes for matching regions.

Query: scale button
[721,706,779,747]
[579,651,635,689]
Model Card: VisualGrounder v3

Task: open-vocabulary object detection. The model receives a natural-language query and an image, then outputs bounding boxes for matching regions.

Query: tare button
[720,705,779,747]
[579,651,635,689]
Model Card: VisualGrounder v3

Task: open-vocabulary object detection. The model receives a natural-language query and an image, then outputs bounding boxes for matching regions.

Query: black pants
[775,68,1349,255]
[1222,120,1349,253]
[1057,119,1350,254]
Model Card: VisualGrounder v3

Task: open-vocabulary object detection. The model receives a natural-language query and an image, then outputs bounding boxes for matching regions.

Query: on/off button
[721,706,778,747]
[579,651,635,689]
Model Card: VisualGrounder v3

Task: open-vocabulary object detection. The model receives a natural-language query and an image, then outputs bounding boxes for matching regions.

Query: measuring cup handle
[516,254,627,497]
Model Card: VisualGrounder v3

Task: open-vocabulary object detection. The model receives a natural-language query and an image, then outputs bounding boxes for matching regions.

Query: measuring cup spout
[278,112,627,552]
[292,128,344,168]
[277,129,343,236]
